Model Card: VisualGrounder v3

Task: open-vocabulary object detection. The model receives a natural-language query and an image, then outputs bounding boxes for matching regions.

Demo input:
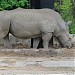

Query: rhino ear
[66,21,72,26]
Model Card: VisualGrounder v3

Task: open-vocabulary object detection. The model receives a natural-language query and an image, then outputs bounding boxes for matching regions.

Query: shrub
[0,0,29,10]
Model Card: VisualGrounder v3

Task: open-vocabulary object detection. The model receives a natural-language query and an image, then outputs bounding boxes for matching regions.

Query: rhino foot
[3,34,12,49]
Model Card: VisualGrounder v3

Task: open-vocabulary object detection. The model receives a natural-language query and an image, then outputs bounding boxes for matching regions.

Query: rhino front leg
[42,32,52,49]
[4,33,12,48]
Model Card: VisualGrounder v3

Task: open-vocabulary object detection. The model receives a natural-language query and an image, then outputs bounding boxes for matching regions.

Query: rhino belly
[10,18,41,39]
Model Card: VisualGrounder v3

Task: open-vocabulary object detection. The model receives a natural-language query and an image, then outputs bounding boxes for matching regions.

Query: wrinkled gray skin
[0,8,73,48]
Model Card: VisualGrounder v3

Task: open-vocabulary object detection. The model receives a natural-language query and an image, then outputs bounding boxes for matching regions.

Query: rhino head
[56,33,72,48]
[54,21,73,48]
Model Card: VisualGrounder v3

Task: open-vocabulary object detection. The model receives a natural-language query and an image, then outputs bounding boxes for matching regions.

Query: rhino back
[39,9,67,30]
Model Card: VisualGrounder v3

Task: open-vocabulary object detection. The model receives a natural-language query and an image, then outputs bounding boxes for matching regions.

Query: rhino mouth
[56,36,72,48]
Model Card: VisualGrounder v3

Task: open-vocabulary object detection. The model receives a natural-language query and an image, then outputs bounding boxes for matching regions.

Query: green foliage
[54,0,75,34]
[0,0,29,10]
[70,24,75,34]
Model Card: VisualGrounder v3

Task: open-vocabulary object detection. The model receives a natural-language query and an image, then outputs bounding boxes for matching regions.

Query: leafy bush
[0,0,29,10]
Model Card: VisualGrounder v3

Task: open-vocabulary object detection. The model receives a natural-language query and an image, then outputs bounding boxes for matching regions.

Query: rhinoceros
[0,8,73,48]
[32,9,74,48]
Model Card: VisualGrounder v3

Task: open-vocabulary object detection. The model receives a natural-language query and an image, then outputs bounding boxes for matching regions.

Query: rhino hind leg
[42,32,52,49]
[33,37,40,48]
[4,33,12,48]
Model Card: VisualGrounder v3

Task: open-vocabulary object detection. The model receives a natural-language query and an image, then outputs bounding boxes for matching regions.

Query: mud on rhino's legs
[4,33,12,48]
[42,32,52,49]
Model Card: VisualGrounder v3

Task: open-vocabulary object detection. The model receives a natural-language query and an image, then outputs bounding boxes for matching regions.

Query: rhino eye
[68,37,71,41]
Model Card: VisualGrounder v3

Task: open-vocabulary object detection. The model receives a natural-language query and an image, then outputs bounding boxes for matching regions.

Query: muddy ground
[0,43,75,74]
